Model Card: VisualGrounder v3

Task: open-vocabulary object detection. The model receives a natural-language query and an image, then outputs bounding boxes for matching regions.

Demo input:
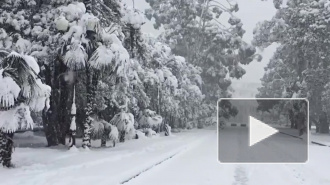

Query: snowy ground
[1,128,330,185]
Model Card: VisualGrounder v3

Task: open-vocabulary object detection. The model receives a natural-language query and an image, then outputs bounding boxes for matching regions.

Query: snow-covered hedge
[135,130,147,139]
[110,112,134,132]
[90,119,119,142]
[145,128,157,137]
[109,112,135,142]
[137,109,162,130]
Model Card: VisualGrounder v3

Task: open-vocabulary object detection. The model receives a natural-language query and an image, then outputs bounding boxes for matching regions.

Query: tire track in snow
[120,150,182,184]
[120,135,211,184]
[284,164,306,185]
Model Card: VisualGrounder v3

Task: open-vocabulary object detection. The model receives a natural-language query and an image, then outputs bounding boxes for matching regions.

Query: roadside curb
[279,131,303,140]
[279,131,330,147]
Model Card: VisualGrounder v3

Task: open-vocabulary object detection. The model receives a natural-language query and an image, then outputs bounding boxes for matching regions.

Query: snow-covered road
[125,129,330,185]
[218,127,307,163]
[1,129,330,185]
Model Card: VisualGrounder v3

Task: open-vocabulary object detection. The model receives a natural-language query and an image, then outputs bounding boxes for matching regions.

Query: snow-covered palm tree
[55,4,129,148]
[0,51,50,167]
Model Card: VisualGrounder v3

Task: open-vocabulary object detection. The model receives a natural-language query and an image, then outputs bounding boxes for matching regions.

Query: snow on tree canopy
[0,69,20,108]
[174,56,186,66]
[144,69,160,85]
[55,16,69,31]
[23,54,40,74]
[0,103,34,133]
[163,67,178,89]
[153,42,172,59]
[56,2,129,74]
[15,37,32,53]
[89,45,115,69]
[121,5,146,29]
[58,2,86,22]
[64,42,87,70]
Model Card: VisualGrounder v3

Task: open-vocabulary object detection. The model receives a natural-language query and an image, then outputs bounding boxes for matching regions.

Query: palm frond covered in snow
[0,50,9,60]
[0,69,20,108]
[0,52,50,132]
[0,51,50,103]
[0,103,34,133]
[63,42,88,71]
[90,119,106,140]
[57,2,130,73]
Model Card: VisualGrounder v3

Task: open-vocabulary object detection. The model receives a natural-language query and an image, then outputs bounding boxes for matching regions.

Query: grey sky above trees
[123,0,277,84]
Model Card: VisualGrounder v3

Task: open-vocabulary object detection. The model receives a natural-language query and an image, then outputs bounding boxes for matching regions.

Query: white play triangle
[249,116,278,147]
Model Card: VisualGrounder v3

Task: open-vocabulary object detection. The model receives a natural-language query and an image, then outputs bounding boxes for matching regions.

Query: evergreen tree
[146,0,259,124]
[254,0,330,133]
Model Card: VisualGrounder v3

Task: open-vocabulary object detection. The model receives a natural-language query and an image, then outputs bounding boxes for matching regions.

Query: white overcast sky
[122,0,278,85]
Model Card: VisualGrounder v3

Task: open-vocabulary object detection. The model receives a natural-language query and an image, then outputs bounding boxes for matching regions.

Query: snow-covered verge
[310,131,330,146]
[1,129,330,185]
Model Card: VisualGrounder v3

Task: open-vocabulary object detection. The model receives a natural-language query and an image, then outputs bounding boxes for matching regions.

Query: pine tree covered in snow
[135,35,204,130]
[254,0,330,133]
[145,0,260,125]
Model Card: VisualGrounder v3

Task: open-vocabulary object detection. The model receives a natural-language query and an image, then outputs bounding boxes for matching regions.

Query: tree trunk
[119,130,125,142]
[58,80,72,145]
[68,131,76,148]
[0,131,14,167]
[101,129,109,147]
[42,108,59,146]
[83,67,93,148]
[319,112,329,134]
[41,64,60,146]
[164,124,171,136]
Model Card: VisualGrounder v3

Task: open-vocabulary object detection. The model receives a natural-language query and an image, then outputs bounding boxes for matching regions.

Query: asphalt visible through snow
[218,127,308,163]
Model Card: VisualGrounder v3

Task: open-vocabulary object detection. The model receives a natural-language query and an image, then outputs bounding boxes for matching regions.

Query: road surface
[1,129,329,185]
[125,128,329,185]
[218,127,308,163]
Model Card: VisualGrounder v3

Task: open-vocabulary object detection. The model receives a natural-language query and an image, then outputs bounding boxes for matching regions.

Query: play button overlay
[249,116,278,147]
[217,98,308,164]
